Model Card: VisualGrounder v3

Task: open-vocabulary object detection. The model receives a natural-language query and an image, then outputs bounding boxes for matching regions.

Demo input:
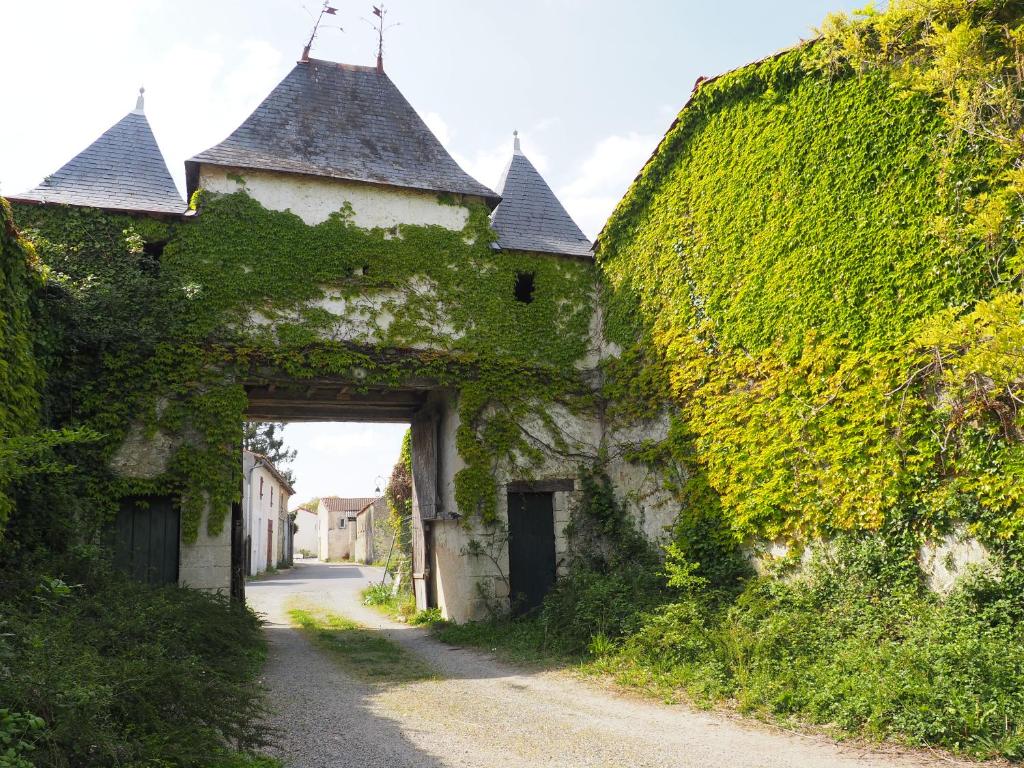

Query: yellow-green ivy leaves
[598,0,1024,544]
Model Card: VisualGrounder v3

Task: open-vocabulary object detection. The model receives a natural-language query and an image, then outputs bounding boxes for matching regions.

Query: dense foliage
[0,190,273,767]
[11,189,597,541]
[442,2,1024,759]
[0,557,271,767]
[599,0,1024,546]
[595,533,1024,759]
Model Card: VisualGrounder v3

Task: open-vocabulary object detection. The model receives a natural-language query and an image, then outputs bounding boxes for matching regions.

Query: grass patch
[362,583,445,626]
[289,605,434,684]
[430,616,574,666]
[362,582,416,621]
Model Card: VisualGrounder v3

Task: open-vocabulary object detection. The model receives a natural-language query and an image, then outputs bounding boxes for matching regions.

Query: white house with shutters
[242,450,295,575]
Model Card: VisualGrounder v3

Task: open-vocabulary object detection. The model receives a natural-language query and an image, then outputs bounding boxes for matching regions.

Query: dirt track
[247,560,978,768]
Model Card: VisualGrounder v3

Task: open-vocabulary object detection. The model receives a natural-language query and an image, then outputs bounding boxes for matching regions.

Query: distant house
[292,502,320,559]
[354,498,390,565]
[317,497,376,561]
[242,450,295,575]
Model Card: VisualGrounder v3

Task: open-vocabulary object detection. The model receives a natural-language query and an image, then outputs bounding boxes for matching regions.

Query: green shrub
[362,582,416,621]
[539,564,664,654]
[610,536,1024,759]
[0,558,270,767]
[410,607,442,626]
[0,709,45,768]
[362,582,393,606]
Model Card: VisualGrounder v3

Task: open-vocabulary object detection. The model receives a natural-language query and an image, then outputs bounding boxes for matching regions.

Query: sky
[0,0,867,508]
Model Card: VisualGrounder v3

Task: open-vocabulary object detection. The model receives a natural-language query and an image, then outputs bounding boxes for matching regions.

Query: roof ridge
[302,57,379,72]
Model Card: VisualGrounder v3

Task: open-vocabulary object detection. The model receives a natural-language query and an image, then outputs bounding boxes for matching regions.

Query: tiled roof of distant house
[320,496,379,516]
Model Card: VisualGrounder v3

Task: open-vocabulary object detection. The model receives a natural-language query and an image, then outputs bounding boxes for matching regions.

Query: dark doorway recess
[231,500,245,603]
[514,272,535,303]
[112,495,180,585]
[507,491,556,614]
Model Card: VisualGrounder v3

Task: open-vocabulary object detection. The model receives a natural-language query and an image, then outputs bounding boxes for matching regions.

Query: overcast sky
[0,0,864,507]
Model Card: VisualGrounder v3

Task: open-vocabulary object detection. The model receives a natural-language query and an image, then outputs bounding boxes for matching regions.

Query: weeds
[0,558,270,767]
[289,605,434,683]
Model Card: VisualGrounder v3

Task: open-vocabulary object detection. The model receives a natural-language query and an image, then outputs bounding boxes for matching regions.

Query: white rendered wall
[199,166,472,230]
[242,462,288,575]
[293,508,320,557]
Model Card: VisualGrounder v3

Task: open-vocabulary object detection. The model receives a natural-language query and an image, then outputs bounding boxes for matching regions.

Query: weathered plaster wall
[179,502,232,591]
[604,413,679,544]
[293,508,319,557]
[199,166,472,230]
[919,528,991,593]
[426,390,602,622]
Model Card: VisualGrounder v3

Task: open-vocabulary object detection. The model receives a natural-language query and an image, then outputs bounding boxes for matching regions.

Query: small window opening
[140,241,165,276]
[143,240,166,258]
[514,272,535,303]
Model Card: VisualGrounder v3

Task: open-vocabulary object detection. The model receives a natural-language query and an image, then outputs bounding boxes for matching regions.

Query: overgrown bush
[537,468,666,654]
[0,555,271,767]
[606,535,1024,759]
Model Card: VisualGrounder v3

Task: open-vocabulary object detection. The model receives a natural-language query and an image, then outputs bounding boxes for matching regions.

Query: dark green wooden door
[113,496,179,585]
[507,492,556,614]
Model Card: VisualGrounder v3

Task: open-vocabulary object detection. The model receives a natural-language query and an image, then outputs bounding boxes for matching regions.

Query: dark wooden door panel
[112,496,179,585]
[507,491,556,614]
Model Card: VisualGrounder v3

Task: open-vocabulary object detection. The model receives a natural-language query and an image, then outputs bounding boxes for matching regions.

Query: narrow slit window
[514,272,535,303]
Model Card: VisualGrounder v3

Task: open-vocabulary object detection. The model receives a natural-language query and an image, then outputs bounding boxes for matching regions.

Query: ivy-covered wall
[0,199,44,532]
[10,186,600,555]
[598,0,1024,553]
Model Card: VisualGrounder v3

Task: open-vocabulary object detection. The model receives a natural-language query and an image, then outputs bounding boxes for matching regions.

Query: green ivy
[598,0,1024,545]
[11,188,598,541]
[0,200,44,532]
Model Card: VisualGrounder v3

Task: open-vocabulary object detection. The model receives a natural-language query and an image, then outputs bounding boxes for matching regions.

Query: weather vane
[301,1,343,61]
[364,5,399,72]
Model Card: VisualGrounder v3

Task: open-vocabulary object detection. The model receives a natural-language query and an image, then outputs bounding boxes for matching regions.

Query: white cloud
[558,132,659,240]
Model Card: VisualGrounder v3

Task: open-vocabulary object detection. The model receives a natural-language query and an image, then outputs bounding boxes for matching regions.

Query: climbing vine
[597,0,1024,546]
[11,186,598,541]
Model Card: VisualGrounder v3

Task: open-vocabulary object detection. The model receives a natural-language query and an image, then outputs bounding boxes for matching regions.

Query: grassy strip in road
[289,606,435,684]
[361,582,440,626]
[429,617,575,667]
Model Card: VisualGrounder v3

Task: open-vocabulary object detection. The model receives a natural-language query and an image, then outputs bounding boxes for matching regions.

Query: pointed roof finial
[513,130,522,155]
[368,5,398,74]
[133,86,145,115]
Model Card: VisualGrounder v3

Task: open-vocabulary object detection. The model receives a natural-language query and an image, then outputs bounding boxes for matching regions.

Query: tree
[242,422,297,485]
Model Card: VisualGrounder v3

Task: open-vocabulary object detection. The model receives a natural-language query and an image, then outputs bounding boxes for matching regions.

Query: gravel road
[246,560,979,768]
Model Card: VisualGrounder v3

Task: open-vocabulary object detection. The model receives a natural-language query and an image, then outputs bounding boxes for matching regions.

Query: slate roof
[187,58,498,204]
[10,94,186,215]
[490,137,593,258]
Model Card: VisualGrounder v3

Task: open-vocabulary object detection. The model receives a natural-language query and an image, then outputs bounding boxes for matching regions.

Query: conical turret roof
[11,90,185,215]
[187,58,498,205]
[491,135,592,258]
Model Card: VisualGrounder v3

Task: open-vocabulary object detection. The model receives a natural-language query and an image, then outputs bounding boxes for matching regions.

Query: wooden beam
[506,479,576,493]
